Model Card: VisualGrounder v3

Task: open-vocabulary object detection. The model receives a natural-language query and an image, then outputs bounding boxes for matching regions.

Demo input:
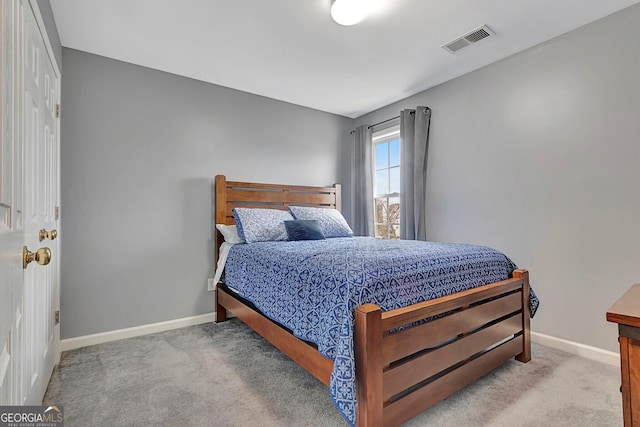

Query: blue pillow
[288,206,353,238]
[284,220,326,241]
[232,208,294,243]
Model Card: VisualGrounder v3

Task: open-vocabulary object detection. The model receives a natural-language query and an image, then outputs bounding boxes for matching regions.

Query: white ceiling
[50,0,640,118]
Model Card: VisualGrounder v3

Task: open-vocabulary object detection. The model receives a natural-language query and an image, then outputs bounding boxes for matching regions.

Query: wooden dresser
[607,284,640,427]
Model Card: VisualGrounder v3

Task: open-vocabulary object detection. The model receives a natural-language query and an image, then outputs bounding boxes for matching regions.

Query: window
[373,126,400,239]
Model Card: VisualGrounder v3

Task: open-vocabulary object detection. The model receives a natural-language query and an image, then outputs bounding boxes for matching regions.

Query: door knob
[23,246,51,269]
[39,228,58,242]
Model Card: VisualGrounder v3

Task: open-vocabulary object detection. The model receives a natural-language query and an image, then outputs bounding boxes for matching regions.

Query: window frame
[372,125,400,239]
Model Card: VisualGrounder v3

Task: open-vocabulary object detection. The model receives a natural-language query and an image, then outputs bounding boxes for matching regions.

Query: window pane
[389,139,400,167]
[375,170,389,195]
[389,167,400,194]
[375,197,388,223]
[390,224,400,239]
[388,197,400,225]
[375,142,388,169]
[375,224,389,239]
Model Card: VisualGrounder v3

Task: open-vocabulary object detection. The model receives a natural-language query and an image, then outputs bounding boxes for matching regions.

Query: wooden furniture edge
[607,284,640,329]
[607,284,640,427]
[214,175,228,321]
[355,304,384,426]
[514,269,531,362]
[619,336,633,427]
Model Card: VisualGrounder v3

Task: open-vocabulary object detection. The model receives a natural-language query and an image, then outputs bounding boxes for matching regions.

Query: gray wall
[60,48,352,338]
[354,4,640,353]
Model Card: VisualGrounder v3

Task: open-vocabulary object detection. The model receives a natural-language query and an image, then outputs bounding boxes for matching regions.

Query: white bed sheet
[213,241,236,286]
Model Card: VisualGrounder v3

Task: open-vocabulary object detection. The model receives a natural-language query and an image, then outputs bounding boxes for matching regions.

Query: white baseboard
[531,331,620,367]
[60,312,217,352]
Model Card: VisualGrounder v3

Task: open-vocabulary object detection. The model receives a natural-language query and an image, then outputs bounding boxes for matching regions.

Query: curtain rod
[349,111,413,134]
[368,115,400,129]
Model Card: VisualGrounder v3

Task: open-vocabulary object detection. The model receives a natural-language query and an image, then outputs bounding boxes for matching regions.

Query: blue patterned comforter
[224,237,539,426]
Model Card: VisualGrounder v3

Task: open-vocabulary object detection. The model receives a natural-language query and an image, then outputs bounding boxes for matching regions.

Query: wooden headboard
[214,175,342,252]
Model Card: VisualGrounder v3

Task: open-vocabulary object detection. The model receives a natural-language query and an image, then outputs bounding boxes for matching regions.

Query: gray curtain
[400,106,431,240]
[352,125,374,236]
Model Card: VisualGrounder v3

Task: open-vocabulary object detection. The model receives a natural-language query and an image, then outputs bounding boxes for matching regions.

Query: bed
[214,175,537,427]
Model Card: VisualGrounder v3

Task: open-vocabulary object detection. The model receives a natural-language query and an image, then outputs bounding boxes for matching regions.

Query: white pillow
[288,206,353,238]
[215,224,244,244]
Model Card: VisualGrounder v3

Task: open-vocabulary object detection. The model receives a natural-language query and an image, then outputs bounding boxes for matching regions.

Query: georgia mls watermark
[0,406,63,427]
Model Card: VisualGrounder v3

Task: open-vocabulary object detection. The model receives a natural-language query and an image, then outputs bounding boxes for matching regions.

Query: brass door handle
[23,246,51,269]
[39,228,58,242]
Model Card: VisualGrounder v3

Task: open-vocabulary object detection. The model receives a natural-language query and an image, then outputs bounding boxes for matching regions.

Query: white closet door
[0,0,60,405]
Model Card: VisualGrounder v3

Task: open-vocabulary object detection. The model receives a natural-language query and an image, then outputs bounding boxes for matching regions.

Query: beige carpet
[44,319,622,426]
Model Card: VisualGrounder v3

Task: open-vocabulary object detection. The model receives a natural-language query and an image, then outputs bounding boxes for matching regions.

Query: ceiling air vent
[442,25,495,54]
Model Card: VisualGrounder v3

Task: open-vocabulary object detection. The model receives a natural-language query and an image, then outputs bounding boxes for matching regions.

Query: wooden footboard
[355,269,531,427]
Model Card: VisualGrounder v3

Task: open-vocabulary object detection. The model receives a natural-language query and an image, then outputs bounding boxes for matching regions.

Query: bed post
[334,183,342,211]
[355,304,383,427]
[513,269,531,362]
[215,175,228,323]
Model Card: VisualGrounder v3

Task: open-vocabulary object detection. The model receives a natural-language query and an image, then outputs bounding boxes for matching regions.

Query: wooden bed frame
[214,175,531,427]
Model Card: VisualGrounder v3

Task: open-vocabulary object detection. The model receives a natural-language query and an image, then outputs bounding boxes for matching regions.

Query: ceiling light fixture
[331,0,366,26]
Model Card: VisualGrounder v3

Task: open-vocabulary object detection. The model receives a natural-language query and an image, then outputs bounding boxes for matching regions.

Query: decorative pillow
[215,224,244,244]
[284,220,326,241]
[232,208,294,243]
[288,206,353,238]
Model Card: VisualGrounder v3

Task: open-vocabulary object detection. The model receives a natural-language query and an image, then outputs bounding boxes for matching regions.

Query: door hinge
[55,206,60,220]
[55,104,60,118]
[54,311,60,325]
